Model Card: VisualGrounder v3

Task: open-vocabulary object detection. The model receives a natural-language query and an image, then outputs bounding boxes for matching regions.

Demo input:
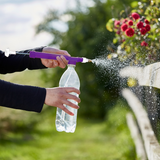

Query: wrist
[42,46,53,53]
[44,88,50,105]
[34,46,47,52]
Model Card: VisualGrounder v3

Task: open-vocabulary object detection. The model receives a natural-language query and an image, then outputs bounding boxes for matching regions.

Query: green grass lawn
[0,103,136,160]
[0,70,136,160]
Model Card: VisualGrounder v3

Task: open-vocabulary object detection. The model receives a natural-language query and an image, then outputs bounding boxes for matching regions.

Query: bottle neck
[67,64,76,68]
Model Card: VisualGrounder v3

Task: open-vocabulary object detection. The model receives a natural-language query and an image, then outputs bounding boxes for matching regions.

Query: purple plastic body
[29,51,83,65]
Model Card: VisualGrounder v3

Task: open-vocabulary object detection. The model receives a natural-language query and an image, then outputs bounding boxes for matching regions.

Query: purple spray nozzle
[29,51,92,65]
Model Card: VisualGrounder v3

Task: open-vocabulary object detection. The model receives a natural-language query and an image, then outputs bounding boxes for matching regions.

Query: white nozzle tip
[82,57,92,63]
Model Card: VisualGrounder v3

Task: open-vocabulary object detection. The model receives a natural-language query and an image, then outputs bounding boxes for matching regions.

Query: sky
[0,0,91,51]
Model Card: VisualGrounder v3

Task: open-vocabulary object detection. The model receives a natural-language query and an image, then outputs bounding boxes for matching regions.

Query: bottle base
[56,124,76,133]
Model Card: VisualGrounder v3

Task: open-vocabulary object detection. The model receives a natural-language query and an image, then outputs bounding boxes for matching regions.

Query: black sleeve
[0,46,46,74]
[0,79,46,112]
[0,46,47,112]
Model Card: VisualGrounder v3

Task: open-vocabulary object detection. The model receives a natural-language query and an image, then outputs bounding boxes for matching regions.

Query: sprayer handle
[29,51,69,60]
[29,51,83,65]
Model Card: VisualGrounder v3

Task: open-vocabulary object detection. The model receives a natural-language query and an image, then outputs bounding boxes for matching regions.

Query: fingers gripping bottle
[55,64,80,133]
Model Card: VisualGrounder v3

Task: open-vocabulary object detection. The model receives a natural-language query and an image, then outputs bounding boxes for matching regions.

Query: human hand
[45,87,81,116]
[41,47,70,68]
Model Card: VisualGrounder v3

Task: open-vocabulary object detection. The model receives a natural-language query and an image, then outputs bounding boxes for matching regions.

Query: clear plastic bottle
[55,64,80,133]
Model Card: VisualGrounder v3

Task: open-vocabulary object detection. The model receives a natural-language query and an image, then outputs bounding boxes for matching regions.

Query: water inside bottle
[56,92,78,133]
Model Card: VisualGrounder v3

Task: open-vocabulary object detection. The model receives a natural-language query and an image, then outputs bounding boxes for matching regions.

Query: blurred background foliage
[36,0,135,119]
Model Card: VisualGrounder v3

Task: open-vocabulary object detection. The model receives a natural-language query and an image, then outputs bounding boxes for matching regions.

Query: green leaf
[131,9,138,13]
[153,0,160,5]
[131,1,138,8]
[106,19,114,32]
[119,10,125,16]
[125,45,131,52]
[113,38,118,44]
